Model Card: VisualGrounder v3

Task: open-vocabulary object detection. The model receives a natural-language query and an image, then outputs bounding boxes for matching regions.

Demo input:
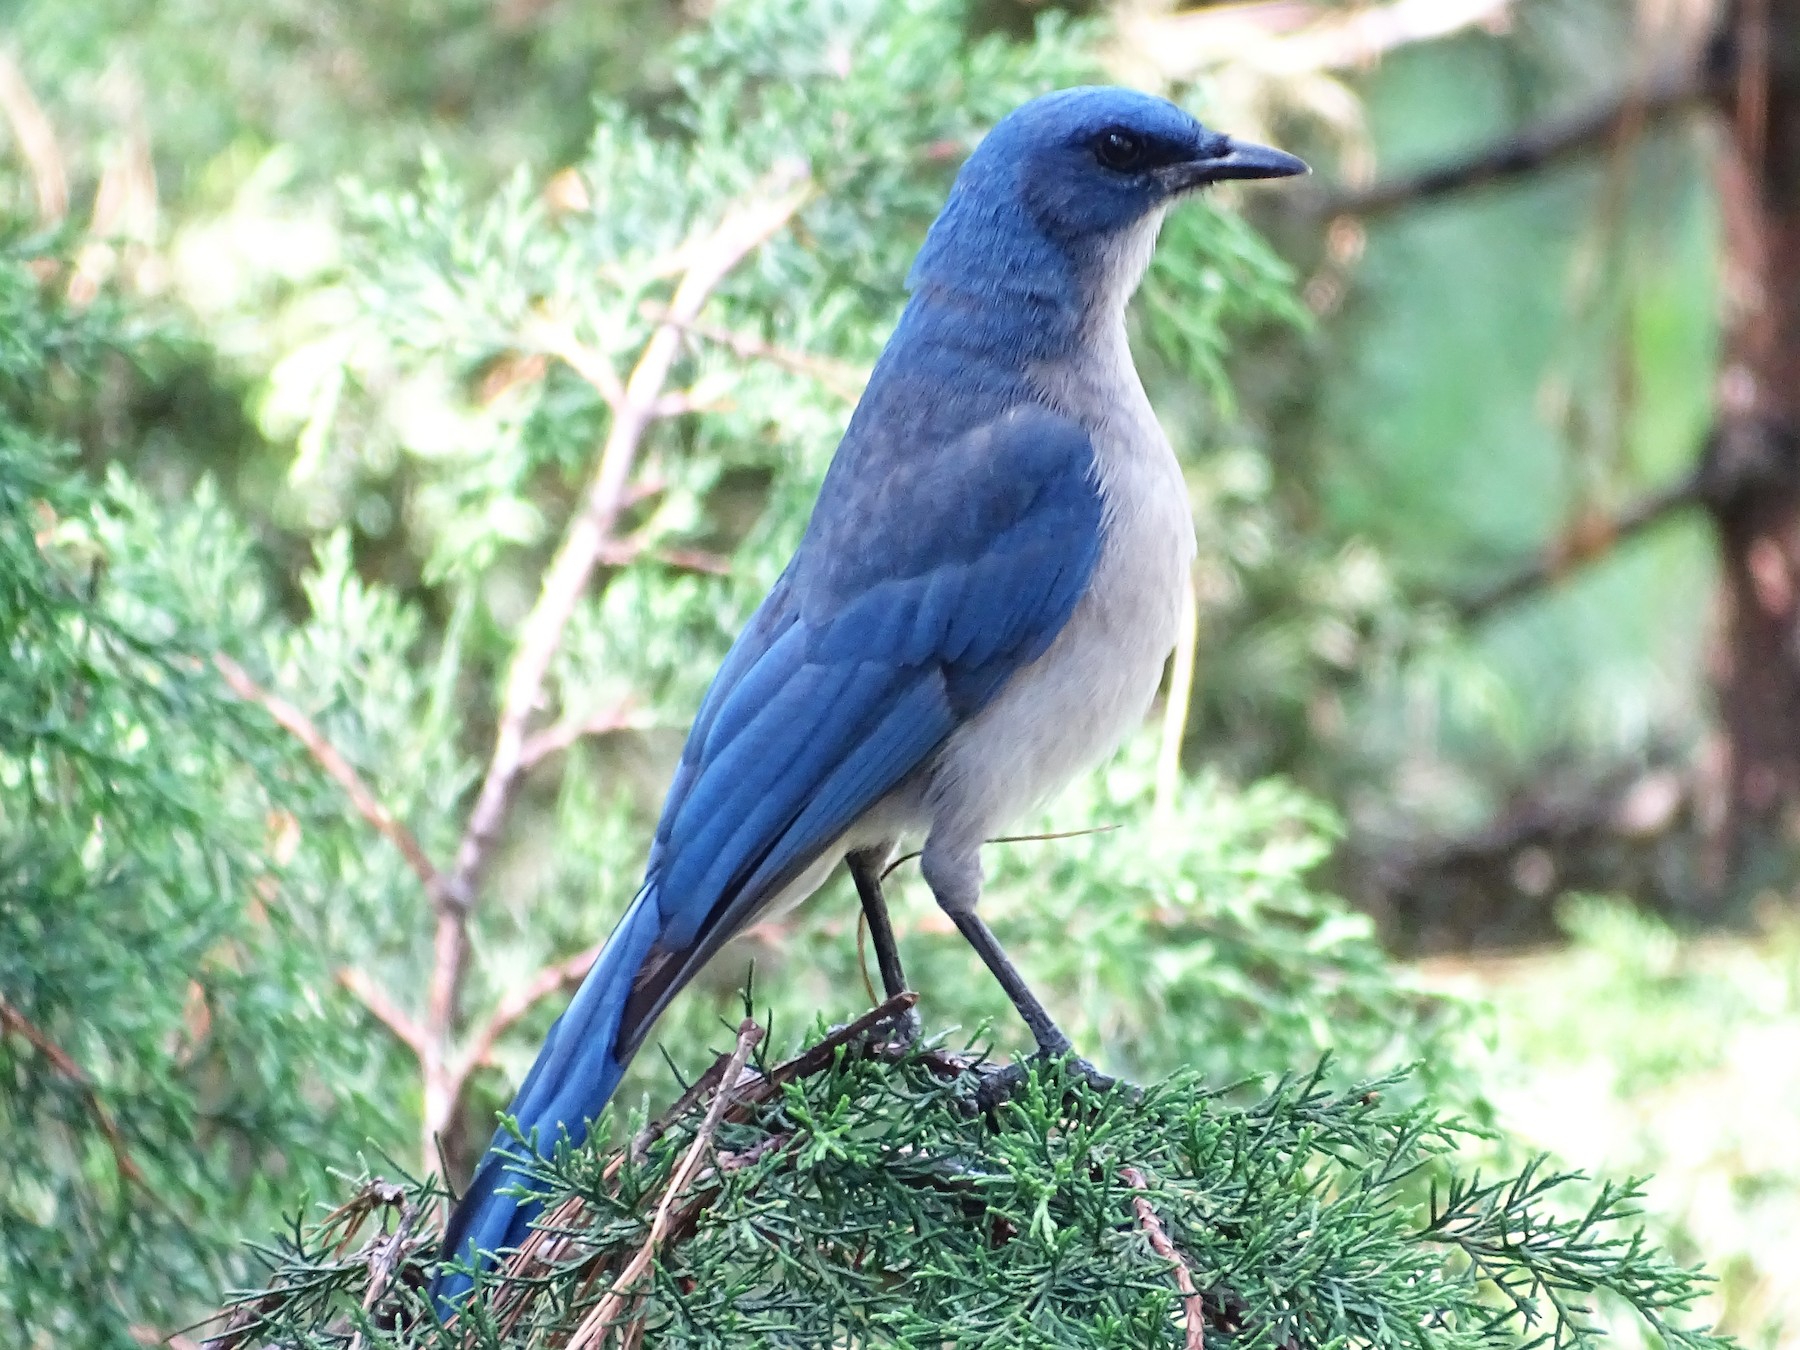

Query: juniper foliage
[0,241,395,1345]
[214,1020,1724,1350]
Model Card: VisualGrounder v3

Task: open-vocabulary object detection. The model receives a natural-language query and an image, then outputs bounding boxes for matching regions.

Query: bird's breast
[918,341,1194,841]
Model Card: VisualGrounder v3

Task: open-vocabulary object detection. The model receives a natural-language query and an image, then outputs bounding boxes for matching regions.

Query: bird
[433,84,1306,1306]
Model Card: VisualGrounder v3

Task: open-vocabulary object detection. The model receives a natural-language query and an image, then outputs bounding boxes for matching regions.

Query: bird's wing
[612,403,1104,1055]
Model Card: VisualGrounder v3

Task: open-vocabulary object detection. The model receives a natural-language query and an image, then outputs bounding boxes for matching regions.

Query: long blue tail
[431,887,664,1310]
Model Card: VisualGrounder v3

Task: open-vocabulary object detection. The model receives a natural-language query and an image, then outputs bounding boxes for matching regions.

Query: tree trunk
[1703,0,1800,888]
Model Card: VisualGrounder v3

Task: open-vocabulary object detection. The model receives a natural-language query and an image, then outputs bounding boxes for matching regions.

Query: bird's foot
[970,1047,1121,1115]
[875,1003,924,1051]
[827,999,921,1056]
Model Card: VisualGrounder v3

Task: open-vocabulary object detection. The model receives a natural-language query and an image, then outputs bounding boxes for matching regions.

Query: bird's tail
[430,886,664,1311]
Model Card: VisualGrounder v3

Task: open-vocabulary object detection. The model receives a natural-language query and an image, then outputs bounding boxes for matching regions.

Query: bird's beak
[1159,137,1310,192]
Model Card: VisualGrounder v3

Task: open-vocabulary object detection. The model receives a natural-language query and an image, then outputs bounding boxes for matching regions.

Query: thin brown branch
[1456,470,1705,620]
[212,654,454,909]
[622,991,917,1170]
[762,991,919,1087]
[448,168,812,910]
[517,701,643,773]
[0,50,68,225]
[451,943,600,1088]
[638,305,869,400]
[594,533,733,578]
[565,1018,764,1350]
[424,169,811,1176]
[0,992,144,1187]
[200,1180,412,1350]
[651,545,733,576]
[1314,62,1704,219]
[348,1199,426,1350]
[1121,1167,1205,1350]
[532,323,627,408]
[337,967,426,1059]
[647,388,730,419]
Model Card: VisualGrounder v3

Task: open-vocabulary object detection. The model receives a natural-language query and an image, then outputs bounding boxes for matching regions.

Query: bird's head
[909,86,1305,312]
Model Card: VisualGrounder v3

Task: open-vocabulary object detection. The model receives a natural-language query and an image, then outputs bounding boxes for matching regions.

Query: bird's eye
[1093,129,1147,172]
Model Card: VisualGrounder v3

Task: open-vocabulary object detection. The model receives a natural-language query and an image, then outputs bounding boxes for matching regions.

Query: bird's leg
[847,848,921,1046]
[920,837,1114,1108]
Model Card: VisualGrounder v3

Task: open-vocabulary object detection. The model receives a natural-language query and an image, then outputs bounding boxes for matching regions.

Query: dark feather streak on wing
[613,405,1102,1057]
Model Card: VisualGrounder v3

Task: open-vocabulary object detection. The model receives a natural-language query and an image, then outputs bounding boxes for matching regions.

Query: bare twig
[1313,63,1703,218]
[1122,1167,1205,1350]
[1735,0,1771,174]
[762,991,918,1087]
[448,170,811,907]
[594,534,733,578]
[530,323,627,408]
[212,654,454,910]
[0,992,144,1187]
[423,169,811,1175]
[452,942,601,1088]
[637,305,870,399]
[650,545,733,576]
[565,1018,764,1350]
[620,991,916,1170]
[348,1198,425,1350]
[517,701,643,773]
[0,50,68,225]
[337,967,427,1058]
[1456,470,1705,620]
[67,67,157,306]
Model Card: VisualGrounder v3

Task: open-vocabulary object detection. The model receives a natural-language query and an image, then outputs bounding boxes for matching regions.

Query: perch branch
[212,654,454,909]
[0,992,144,1187]
[565,1018,764,1350]
[423,169,810,1175]
[1122,1167,1205,1350]
[1314,63,1704,219]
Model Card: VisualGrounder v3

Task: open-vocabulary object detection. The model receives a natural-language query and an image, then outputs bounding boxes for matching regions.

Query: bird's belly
[923,457,1194,842]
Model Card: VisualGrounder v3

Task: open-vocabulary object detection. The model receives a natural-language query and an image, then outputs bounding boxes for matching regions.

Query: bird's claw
[827,1003,922,1055]
[878,1004,924,1050]
[969,1048,1119,1114]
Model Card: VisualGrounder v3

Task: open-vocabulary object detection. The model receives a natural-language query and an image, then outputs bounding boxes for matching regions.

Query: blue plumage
[432,85,1304,1310]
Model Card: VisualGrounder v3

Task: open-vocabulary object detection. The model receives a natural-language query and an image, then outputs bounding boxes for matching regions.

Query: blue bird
[434,85,1305,1305]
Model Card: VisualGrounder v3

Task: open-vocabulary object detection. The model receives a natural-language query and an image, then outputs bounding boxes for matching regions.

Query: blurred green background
[4,0,1796,1345]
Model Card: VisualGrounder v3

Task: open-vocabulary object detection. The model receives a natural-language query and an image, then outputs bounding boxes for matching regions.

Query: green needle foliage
[0,242,395,1344]
[214,1025,1722,1350]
